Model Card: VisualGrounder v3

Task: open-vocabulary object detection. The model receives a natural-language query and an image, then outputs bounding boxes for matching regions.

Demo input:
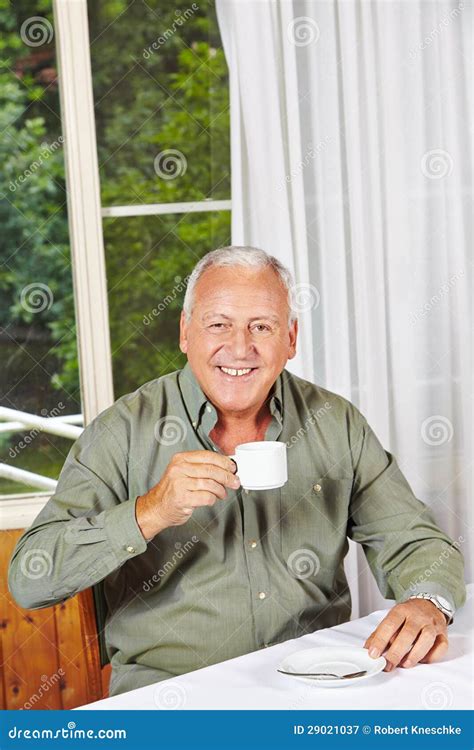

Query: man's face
[180,265,297,415]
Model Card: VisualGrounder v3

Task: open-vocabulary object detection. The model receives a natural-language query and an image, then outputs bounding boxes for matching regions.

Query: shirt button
[249,540,258,549]
[206,405,212,413]
[125,545,135,553]
[258,591,267,600]
[313,483,322,493]
[192,421,197,428]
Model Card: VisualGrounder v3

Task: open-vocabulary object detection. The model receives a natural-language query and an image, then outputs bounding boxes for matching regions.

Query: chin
[210,391,255,413]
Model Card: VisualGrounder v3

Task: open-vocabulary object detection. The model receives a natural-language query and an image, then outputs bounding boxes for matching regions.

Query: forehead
[193,265,288,313]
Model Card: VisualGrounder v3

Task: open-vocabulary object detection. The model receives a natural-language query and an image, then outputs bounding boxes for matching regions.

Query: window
[88,0,231,397]
[0,2,82,499]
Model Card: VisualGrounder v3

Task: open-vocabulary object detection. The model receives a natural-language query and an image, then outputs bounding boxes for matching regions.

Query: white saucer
[277,646,386,688]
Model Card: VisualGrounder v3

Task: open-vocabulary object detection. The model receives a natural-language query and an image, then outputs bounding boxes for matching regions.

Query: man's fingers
[383,623,421,669]
[189,478,227,499]
[184,490,220,508]
[399,627,437,668]
[176,450,236,473]
[365,600,450,671]
[182,462,240,488]
[419,633,449,664]
[365,610,406,657]
[364,631,390,650]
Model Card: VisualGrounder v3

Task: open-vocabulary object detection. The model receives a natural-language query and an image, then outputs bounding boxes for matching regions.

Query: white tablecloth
[80,584,473,711]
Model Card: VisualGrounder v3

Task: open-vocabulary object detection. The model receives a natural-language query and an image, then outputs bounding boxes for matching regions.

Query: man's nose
[227,328,253,360]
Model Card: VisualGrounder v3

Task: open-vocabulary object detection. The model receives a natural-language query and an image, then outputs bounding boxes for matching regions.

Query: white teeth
[220,367,253,377]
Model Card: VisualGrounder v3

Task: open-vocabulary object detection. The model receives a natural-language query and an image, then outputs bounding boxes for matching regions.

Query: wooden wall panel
[55,597,90,709]
[0,528,105,709]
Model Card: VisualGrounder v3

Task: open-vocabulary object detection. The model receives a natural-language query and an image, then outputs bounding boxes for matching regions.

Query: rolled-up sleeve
[8,415,147,610]
[347,414,466,612]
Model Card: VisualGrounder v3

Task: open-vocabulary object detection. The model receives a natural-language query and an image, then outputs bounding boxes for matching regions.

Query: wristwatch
[409,593,454,624]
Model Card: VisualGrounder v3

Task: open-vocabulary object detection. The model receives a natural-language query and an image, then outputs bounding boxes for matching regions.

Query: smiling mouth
[217,366,258,377]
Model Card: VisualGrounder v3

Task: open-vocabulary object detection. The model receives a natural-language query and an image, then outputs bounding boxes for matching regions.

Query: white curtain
[216,0,472,617]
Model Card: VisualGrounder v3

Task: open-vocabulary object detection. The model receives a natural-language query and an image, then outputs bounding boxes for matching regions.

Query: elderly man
[9,246,465,698]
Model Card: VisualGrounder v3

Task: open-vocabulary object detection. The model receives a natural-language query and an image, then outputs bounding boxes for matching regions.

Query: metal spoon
[277,669,367,680]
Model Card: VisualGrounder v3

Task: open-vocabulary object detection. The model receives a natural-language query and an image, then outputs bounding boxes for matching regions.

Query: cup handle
[229,455,238,474]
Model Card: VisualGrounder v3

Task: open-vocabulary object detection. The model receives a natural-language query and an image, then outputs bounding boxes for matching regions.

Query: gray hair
[183,245,297,324]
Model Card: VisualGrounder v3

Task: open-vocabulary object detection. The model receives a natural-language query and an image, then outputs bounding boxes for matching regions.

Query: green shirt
[8,364,465,697]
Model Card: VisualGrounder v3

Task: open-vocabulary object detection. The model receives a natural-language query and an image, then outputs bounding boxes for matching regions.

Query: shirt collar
[179,362,209,425]
[179,362,284,430]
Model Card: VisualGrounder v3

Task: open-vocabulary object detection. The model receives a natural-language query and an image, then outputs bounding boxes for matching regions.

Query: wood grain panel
[0,528,105,709]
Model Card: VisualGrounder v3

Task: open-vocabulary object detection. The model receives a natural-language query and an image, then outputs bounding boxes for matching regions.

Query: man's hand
[136,450,240,540]
[364,599,448,671]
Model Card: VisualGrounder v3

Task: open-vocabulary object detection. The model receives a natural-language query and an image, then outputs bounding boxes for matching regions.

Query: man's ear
[179,311,188,353]
[288,318,298,360]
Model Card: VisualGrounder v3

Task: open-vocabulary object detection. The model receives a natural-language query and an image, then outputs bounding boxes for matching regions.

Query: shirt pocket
[280,476,353,584]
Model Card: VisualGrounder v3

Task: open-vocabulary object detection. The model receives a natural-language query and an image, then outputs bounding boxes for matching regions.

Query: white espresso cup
[230,441,288,490]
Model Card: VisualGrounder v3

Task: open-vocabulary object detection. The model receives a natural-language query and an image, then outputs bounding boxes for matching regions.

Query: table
[79,585,473,710]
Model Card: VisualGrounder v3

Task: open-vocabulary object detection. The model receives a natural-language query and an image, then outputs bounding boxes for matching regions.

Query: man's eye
[252,324,271,333]
[208,323,226,330]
